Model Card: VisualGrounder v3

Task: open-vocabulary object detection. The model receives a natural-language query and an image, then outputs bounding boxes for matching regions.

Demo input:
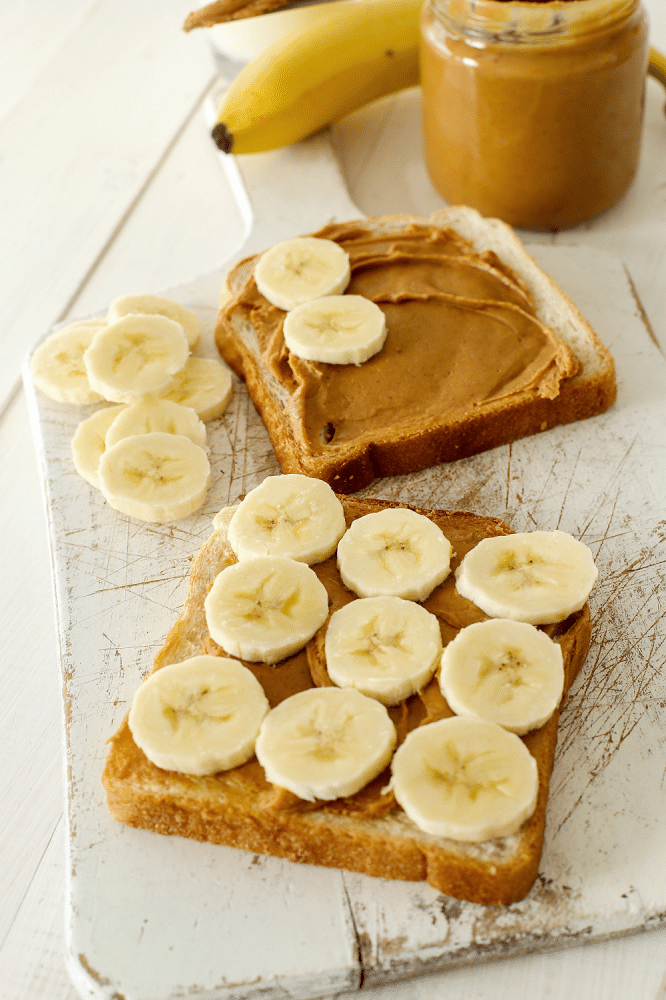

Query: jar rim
[429,0,641,44]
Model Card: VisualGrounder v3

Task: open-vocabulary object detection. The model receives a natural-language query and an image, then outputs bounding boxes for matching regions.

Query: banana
[227,473,346,564]
[97,431,210,522]
[337,507,452,602]
[324,596,442,706]
[211,0,421,155]
[283,295,387,365]
[71,403,127,488]
[31,319,106,405]
[107,294,202,348]
[456,531,598,625]
[204,555,329,664]
[390,716,539,841]
[104,398,207,450]
[254,237,351,311]
[161,355,233,422]
[254,686,397,801]
[439,619,565,735]
[83,314,190,403]
[128,655,269,776]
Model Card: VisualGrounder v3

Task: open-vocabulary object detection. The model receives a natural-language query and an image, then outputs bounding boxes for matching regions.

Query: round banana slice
[107,294,201,348]
[324,596,442,705]
[31,320,106,404]
[162,355,233,422]
[391,716,539,842]
[128,655,269,776]
[255,686,397,801]
[283,294,387,365]
[227,473,346,564]
[204,555,329,664]
[83,314,190,403]
[439,619,565,735]
[105,398,207,450]
[455,530,598,624]
[254,236,351,311]
[337,507,452,602]
[98,431,210,523]
[71,403,127,488]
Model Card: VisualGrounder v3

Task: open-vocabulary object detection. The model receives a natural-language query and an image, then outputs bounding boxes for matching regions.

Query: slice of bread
[214,207,616,494]
[102,496,591,905]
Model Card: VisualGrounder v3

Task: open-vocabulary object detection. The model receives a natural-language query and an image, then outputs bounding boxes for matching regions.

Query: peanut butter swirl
[230,221,578,457]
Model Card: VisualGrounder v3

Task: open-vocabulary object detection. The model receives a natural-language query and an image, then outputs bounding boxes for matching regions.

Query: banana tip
[212,123,233,153]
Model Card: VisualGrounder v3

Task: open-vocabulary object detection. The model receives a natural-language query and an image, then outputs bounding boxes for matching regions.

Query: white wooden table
[2,2,666,998]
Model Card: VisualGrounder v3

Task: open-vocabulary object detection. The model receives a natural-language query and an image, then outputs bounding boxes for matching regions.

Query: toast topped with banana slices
[214,207,616,493]
[102,478,595,905]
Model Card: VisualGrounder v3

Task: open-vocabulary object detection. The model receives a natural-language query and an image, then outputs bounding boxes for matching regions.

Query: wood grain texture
[23,243,666,999]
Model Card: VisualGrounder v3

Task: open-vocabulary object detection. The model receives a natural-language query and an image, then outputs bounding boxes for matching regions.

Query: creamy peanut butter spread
[203,500,588,817]
[232,222,578,456]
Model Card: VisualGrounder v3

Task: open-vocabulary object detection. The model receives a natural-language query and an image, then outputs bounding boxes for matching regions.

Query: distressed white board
[23,136,666,998]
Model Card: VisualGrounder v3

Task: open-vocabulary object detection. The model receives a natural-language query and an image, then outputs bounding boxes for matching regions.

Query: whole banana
[212,0,423,155]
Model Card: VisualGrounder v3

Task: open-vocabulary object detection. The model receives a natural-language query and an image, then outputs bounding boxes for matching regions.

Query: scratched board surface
[25,245,666,1000]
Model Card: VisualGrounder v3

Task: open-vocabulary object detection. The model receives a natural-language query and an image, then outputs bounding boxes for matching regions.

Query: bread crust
[102,496,592,905]
[214,208,616,493]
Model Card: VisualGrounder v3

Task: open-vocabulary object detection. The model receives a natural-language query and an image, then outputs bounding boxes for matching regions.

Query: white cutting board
[25,130,666,1000]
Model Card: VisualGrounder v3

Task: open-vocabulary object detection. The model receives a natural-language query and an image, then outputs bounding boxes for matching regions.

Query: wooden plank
[62,83,249,322]
[0,0,100,121]
[0,0,217,409]
[0,817,79,1000]
[0,387,65,950]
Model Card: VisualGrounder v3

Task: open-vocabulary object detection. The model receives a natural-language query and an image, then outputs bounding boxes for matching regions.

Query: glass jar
[420,0,649,230]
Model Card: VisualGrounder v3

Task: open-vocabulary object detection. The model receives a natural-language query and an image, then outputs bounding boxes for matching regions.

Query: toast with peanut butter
[214,207,616,493]
[102,495,592,905]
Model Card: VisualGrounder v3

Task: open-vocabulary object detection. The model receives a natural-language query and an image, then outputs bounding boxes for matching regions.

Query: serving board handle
[205,88,364,270]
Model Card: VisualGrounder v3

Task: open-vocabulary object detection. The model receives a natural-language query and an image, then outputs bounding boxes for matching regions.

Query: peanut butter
[420,0,649,231]
[205,500,589,818]
[233,221,578,457]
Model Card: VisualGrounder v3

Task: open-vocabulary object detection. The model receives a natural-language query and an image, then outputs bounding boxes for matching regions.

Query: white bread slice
[102,496,592,905]
[214,207,616,493]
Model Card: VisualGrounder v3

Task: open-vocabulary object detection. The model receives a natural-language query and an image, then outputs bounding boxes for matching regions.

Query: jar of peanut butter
[420,0,649,230]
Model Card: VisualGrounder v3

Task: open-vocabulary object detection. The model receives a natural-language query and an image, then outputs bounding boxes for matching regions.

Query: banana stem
[212,122,234,152]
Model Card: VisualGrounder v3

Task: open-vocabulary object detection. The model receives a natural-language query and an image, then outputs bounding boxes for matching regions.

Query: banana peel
[648,45,666,89]
[211,0,422,154]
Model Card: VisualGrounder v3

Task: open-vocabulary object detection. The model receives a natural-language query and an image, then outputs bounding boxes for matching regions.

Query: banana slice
[128,655,269,776]
[30,320,106,404]
[390,716,539,841]
[105,398,207,450]
[254,236,351,311]
[324,596,442,706]
[283,294,387,365]
[162,355,233,422]
[83,314,190,403]
[337,507,452,601]
[204,555,329,664]
[107,294,201,348]
[71,403,127,488]
[439,619,565,735]
[254,687,397,801]
[98,431,210,522]
[455,530,598,624]
[227,473,346,564]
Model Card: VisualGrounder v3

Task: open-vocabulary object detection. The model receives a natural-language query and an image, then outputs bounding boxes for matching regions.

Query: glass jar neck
[430,0,641,45]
